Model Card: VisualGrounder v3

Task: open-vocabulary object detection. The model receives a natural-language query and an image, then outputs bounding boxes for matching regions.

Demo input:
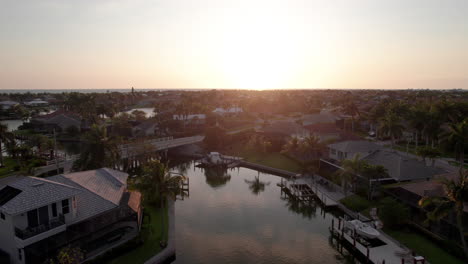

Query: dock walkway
[293,175,348,207]
[330,220,427,264]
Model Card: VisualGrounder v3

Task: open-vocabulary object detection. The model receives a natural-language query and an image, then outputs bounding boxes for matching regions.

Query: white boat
[345,219,380,239]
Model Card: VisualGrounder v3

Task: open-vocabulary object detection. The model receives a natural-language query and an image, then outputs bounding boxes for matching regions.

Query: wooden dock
[330,218,428,264]
[279,179,338,207]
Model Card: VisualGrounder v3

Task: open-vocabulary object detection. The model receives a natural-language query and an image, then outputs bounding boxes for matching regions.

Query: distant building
[173,114,206,125]
[212,107,243,116]
[0,168,141,264]
[0,101,19,110]
[24,99,48,107]
[132,120,158,137]
[30,110,81,133]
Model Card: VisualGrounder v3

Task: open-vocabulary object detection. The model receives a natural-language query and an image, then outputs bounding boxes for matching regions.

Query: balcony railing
[15,215,65,240]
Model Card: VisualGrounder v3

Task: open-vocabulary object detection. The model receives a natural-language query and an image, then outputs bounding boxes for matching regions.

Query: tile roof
[0,176,81,215]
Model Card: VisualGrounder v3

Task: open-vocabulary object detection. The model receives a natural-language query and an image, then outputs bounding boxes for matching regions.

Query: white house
[0,168,141,264]
[212,107,243,116]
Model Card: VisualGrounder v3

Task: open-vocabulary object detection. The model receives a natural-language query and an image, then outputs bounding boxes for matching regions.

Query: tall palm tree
[138,161,186,246]
[443,119,468,171]
[408,106,429,149]
[0,123,12,167]
[379,111,404,146]
[74,124,120,170]
[419,170,468,259]
[301,135,323,159]
[336,154,366,195]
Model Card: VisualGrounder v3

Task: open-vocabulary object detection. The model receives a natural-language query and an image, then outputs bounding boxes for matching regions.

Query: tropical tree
[282,137,300,155]
[417,146,441,166]
[137,161,186,246]
[300,135,324,159]
[443,119,468,171]
[408,106,429,148]
[419,170,468,259]
[335,154,366,195]
[379,111,404,146]
[74,125,120,170]
[0,123,13,167]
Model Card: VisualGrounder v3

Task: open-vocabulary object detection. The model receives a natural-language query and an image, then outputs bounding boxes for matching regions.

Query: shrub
[378,197,409,229]
[340,195,371,212]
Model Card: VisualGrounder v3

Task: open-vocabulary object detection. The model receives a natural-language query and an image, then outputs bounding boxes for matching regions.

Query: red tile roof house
[0,168,142,264]
[385,172,468,247]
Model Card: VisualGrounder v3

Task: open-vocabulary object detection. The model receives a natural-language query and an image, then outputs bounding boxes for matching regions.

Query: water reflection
[281,195,318,219]
[203,167,232,188]
[244,172,270,195]
[173,161,346,264]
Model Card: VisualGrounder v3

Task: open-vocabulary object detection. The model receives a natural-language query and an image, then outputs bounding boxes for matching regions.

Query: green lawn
[107,205,168,264]
[0,157,19,178]
[234,149,302,173]
[385,229,465,264]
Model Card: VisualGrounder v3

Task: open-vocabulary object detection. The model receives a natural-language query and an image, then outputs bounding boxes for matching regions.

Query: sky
[0,0,467,90]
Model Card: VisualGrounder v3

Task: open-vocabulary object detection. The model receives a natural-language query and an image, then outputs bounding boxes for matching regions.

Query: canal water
[172,161,349,264]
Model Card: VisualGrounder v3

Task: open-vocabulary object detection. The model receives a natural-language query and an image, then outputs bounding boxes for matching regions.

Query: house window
[0,212,5,220]
[18,249,22,260]
[331,149,336,155]
[52,203,57,217]
[62,199,70,214]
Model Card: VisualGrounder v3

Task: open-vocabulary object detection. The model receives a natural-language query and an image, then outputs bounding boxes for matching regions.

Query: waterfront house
[327,140,382,161]
[30,110,82,134]
[385,172,467,245]
[0,168,142,264]
[362,150,445,182]
[132,120,158,137]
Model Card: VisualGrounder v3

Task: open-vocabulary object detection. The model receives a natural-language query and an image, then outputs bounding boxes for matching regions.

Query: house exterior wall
[0,212,25,264]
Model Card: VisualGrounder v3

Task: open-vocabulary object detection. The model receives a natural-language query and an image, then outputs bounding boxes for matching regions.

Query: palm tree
[443,119,468,171]
[336,154,366,195]
[301,135,323,159]
[244,172,270,195]
[408,106,429,149]
[0,123,12,167]
[282,137,300,155]
[74,125,120,170]
[379,111,404,146]
[138,161,186,246]
[419,170,468,259]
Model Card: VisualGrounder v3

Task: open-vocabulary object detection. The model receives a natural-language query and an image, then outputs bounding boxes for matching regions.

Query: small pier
[279,177,339,207]
[330,218,428,264]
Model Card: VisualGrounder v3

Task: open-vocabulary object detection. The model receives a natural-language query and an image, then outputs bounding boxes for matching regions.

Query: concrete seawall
[240,161,299,178]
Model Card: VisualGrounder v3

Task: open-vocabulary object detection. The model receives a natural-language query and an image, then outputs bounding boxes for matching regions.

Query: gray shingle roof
[363,150,445,181]
[0,177,82,215]
[328,140,382,155]
[49,175,117,223]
